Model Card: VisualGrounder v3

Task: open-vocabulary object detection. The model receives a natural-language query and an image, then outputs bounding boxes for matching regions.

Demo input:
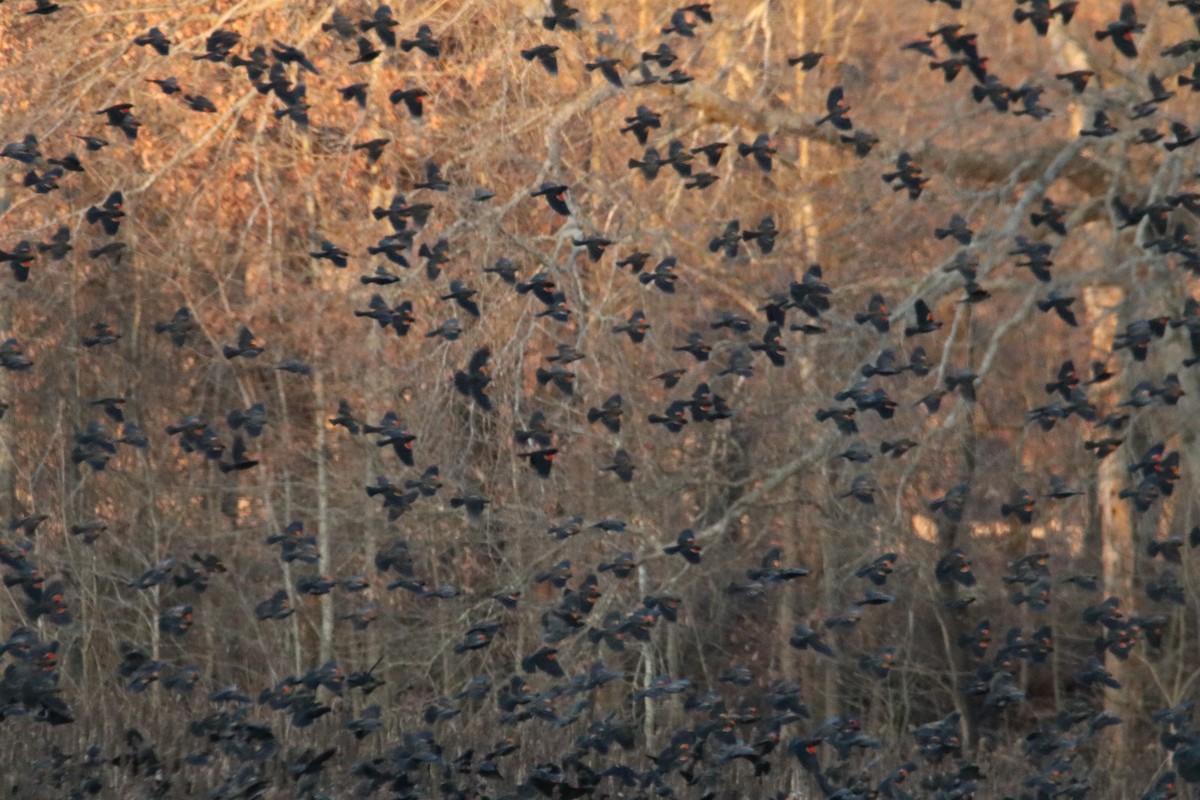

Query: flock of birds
[4,0,1200,798]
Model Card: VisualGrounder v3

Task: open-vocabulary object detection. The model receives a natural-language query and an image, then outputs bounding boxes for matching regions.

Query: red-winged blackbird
[85,191,125,235]
[531,182,570,215]
[389,87,428,117]
[854,293,891,332]
[536,364,575,396]
[815,86,852,130]
[737,134,775,171]
[673,331,711,361]
[905,299,942,336]
[518,448,556,478]
[350,36,382,63]
[1095,2,1143,58]
[223,326,264,359]
[663,529,701,563]
[749,325,786,366]
[0,241,34,282]
[614,310,650,343]
[1000,488,1036,524]
[97,103,141,139]
[638,256,679,292]
[399,23,439,56]
[82,321,120,347]
[514,410,554,448]
[418,238,450,280]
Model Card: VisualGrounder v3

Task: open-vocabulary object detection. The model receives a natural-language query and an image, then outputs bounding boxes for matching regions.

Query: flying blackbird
[82,322,120,347]
[585,57,623,87]
[742,216,777,253]
[531,183,570,215]
[883,152,928,198]
[97,103,141,139]
[1001,488,1036,524]
[536,364,575,396]
[709,220,741,258]
[521,44,559,75]
[449,493,490,518]
[46,151,82,173]
[788,51,824,69]
[513,411,554,449]
[440,280,480,317]
[1037,289,1078,326]
[339,82,369,108]
[587,394,623,432]
[422,318,461,342]
[518,449,556,478]
[1095,3,1143,58]
[399,23,439,56]
[642,42,679,67]
[816,406,858,435]
[350,36,382,63]
[573,235,613,261]
[651,368,686,389]
[1031,198,1068,235]
[85,191,125,235]
[0,241,34,282]
[615,252,650,274]
[816,86,852,130]
[223,326,264,359]
[196,28,241,61]
[930,483,970,521]
[905,299,942,336]
[417,238,450,279]
[308,239,348,268]
[621,105,661,144]
[1,134,40,164]
[22,167,62,194]
[855,293,891,332]
[749,325,786,366]
[737,134,775,171]
[482,257,518,284]
[601,448,636,483]
[543,0,579,30]
[389,87,428,117]
[664,529,701,563]
[638,256,679,292]
[1080,110,1118,137]
[182,94,216,113]
[453,347,493,411]
[839,473,877,503]
[352,138,389,163]
[405,465,442,497]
